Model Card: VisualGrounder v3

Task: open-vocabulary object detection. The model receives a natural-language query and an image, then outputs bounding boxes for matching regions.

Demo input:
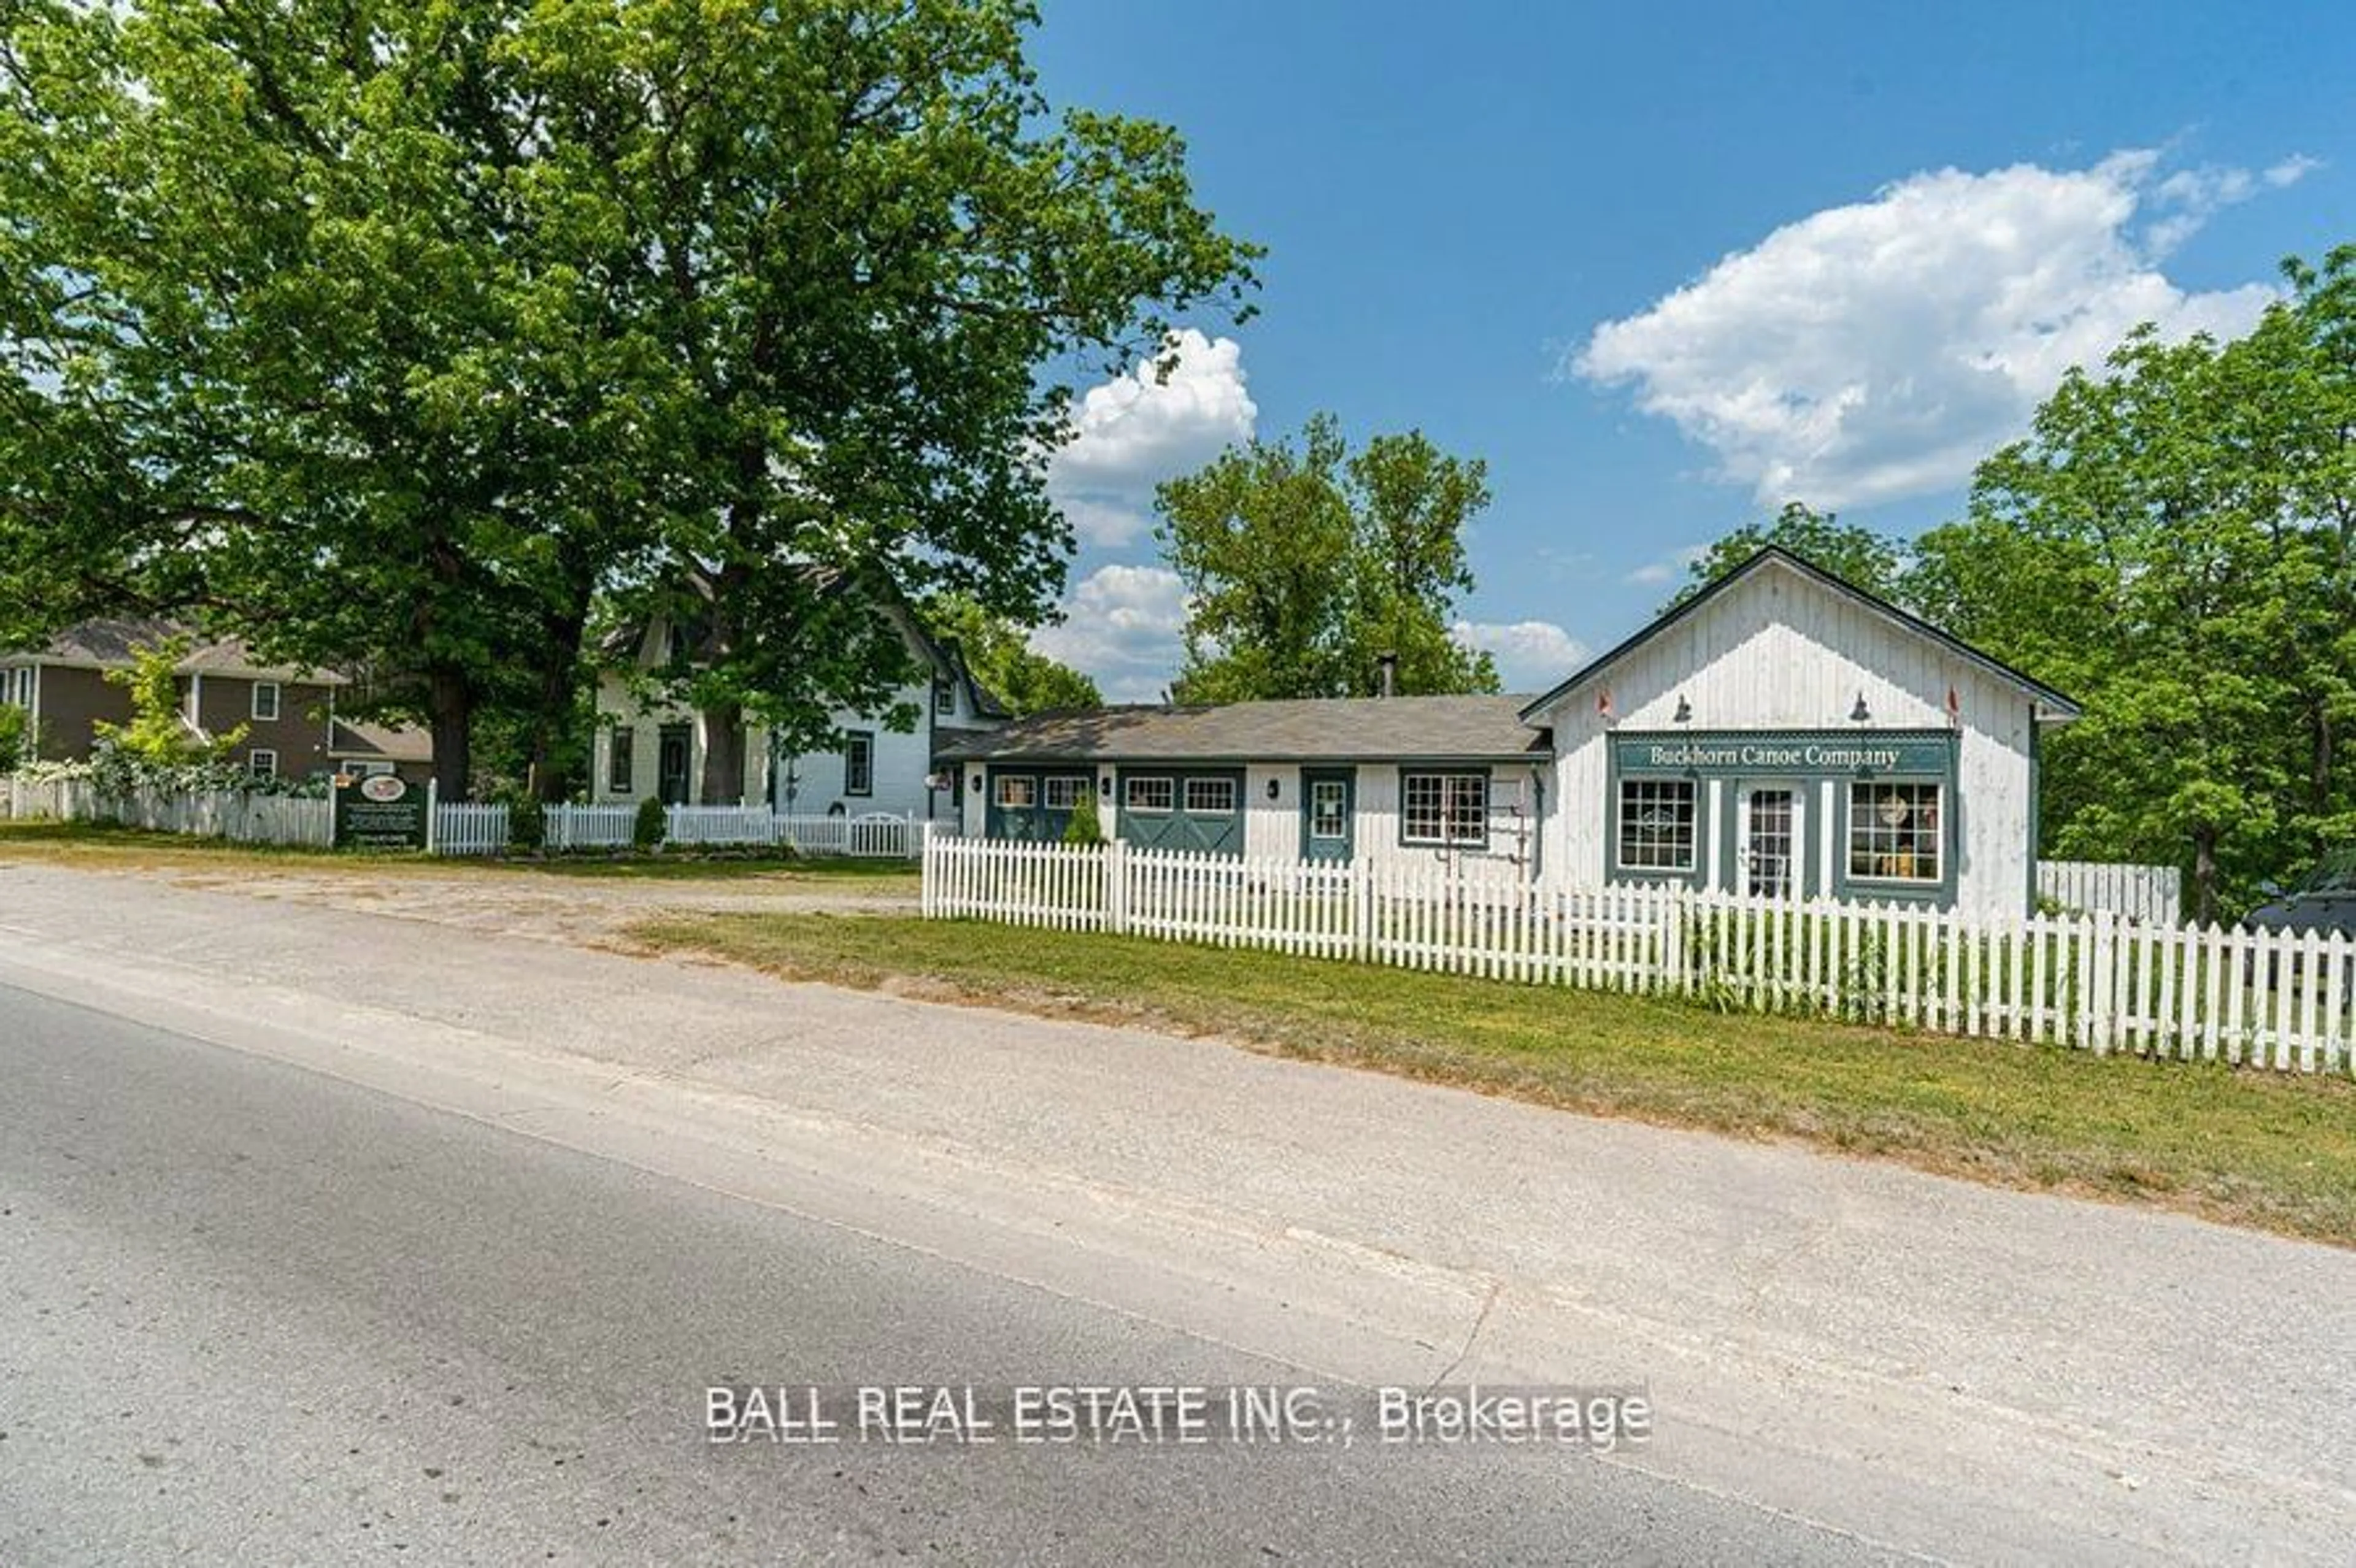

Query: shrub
[508,796,546,852]
[633,794,669,851]
[1062,786,1105,846]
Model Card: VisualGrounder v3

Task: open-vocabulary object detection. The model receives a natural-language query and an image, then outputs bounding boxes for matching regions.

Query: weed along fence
[921,837,2356,1076]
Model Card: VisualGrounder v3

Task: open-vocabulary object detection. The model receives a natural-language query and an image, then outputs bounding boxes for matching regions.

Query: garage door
[1115,768,1245,856]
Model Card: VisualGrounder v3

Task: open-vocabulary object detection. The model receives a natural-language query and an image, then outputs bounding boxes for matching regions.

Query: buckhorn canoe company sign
[1614,731,1955,777]
[333,772,428,849]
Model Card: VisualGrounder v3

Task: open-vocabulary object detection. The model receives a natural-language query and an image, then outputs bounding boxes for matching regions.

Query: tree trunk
[524,593,591,803]
[698,700,745,805]
[428,666,474,802]
[2192,824,2219,927]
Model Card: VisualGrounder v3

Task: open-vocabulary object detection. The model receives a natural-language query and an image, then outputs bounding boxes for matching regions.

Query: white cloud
[1049,329,1257,547]
[1451,620,1590,692]
[1031,564,1191,703]
[1623,545,1708,587]
[1573,150,2301,510]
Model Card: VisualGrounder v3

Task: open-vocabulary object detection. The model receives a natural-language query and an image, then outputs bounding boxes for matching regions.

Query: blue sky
[1018,1,2356,701]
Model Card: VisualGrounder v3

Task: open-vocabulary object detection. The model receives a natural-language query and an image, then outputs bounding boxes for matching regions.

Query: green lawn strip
[628,911,2356,1247]
[0,820,918,890]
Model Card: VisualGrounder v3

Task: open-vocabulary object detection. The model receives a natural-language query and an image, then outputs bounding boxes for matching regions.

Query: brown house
[0,619,382,783]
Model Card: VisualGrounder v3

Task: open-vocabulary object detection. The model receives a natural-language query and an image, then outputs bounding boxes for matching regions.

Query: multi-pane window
[1401,772,1488,847]
[995,775,1036,809]
[934,678,957,717]
[1309,781,1348,840]
[252,681,281,722]
[609,728,634,793]
[1044,775,1090,810]
[1849,782,1942,883]
[1184,777,1237,815]
[247,749,278,782]
[844,732,874,796]
[1125,777,1174,813]
[1617,778,1697,872]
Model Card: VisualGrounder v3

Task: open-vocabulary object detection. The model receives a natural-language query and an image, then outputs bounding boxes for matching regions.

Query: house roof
[1517,547,2082,723]
[7,618,347,685]
[328,718,434,764]
[937,694,1552,766]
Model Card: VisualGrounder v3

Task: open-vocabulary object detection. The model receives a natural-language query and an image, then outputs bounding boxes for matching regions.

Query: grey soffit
[937,694,1552,764]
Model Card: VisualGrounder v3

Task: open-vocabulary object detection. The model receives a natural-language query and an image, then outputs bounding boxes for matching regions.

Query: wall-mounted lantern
[968,770,982,793]
[1673,695,1692,724]
[1849,693,1873,724]
[1265,777,1282,801]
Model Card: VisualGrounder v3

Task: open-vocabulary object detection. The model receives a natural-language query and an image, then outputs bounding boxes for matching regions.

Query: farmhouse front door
[657,724,693,805]
[1301,769,1353,863]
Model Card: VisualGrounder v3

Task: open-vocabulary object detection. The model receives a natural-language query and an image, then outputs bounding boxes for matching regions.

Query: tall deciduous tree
[0,0,1255,802]
[1917,250,2356,919]
[1157,416,1498,702]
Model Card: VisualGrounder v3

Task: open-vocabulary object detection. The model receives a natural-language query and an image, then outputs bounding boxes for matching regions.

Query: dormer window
[934,677,957,717]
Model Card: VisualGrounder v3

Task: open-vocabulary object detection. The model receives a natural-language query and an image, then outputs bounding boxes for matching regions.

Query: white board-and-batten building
[947,548,2081,916]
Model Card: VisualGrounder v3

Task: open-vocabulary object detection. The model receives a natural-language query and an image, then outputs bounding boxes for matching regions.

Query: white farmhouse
[592,597,1004,823]
[945,548,2080,915]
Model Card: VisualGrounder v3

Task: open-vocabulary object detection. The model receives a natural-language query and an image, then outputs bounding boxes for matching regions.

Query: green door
[1116,768,1245,856]
[1301,769,1353,863]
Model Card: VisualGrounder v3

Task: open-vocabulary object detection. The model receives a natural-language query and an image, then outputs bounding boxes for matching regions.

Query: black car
[2243,847,2356,938]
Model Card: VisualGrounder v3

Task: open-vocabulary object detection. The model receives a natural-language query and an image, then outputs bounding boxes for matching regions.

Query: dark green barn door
[1117,768,1245,856]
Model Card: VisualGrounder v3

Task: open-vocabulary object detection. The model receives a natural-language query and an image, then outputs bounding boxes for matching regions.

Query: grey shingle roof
[13,618,346,685]
[937,694,1550,764]
[328,718,434,763]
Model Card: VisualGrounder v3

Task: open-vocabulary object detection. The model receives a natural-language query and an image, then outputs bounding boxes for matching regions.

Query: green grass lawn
[629,910,2356,1248]
[0,820,919,890]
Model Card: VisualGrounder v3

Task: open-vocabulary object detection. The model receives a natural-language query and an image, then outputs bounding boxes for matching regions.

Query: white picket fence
[545,802,641,851]
[429,802,510,858]
[922,837,2356,1076]
[653,806,920,858]
[2039,859,2183,925]
[4,775,333,848]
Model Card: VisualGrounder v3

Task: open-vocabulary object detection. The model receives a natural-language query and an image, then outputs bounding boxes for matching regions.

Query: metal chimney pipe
[1378,651,1398,698]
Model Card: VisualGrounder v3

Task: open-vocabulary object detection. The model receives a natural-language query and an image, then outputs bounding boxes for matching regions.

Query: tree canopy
[1670,502,1906,609]
[922,594,1101,717]
[1,0,1255,798]
[1156,416,1498,703]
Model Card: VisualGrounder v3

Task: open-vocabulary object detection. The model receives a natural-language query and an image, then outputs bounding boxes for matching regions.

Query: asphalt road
[1,982,1890,1567]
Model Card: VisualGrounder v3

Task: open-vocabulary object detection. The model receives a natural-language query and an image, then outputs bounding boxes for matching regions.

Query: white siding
[1535,557,2042,917]
[1349,763,1544,877]
[774,690,944,820]
[1244,766,1298,859]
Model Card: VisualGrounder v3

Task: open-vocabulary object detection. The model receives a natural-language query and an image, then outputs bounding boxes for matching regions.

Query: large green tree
[1915,252,2356,920]
[1157,415,1498,702]
[1,0,1254,800]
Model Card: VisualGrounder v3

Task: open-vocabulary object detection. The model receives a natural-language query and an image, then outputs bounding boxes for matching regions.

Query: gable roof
[328,718,434,764]
[937,694,1550,765]
[1518,547,2081,723]
[9,618,347,685]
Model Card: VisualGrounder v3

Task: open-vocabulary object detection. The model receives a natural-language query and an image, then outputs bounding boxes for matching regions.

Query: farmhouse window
[1125,777,1175,813]
[1044,775,1090,810]
[1617,778,1696,872]
[1848,782,1942,884]
[995,775,1036,808]
[1401,772,1487,847]
[1184,777,1237,815]
[844,732,875,796]
[252,681,281,722]
[934,677,957,717]
[248,749,278,782]
[609,728,634,793]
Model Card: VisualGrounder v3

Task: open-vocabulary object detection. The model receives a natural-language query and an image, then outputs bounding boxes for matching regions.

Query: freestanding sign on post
[332,772,428,851]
